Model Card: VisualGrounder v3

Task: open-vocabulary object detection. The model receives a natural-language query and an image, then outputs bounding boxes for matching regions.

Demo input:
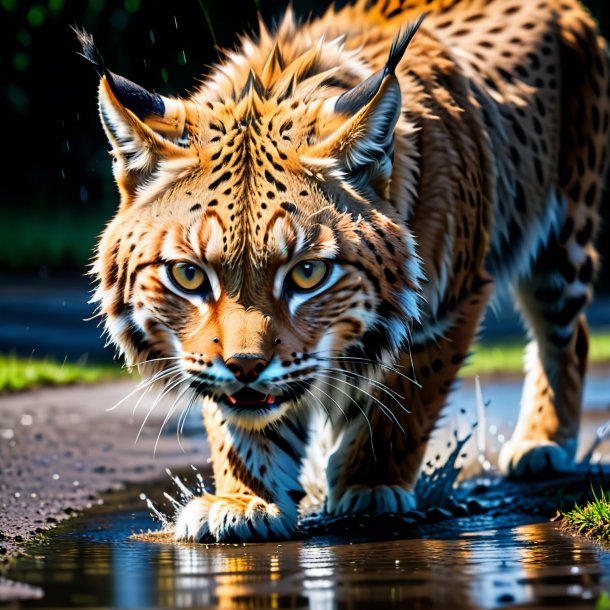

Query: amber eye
[288,260,331,292]
[168,262,207,293]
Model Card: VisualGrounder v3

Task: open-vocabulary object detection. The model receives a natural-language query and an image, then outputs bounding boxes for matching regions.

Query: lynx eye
[168,262,207,293]
[288,260,331,292]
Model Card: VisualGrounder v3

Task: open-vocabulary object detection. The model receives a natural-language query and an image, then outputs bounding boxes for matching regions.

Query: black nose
[225,355,268,383]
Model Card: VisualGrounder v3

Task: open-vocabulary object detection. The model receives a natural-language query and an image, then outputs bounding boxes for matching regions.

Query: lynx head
[80,15,425,430]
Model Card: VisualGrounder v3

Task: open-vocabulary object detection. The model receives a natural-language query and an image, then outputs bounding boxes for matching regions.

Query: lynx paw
[174,494,293,542]
[498,439,577,479]
[328,484,417,516]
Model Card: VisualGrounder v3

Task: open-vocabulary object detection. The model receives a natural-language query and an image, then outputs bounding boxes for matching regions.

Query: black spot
[575,218,593,245]
[534,285,563,302]
[280,201,297,214]
[384,268,396,283]
[189,203,202,212]
[591,106,600,131]
[534,158,544,184]
[548,332,572,349]
[558,257,577,283]
[568,182,581,202]
[431,358,443,372]
[512,121,527,145]
[208,199,218,208]
[588,141,597,171]
[384,239,395,255]
[548,295,587,327]
[209,172,231,190]
[420,365,430,378]
[584,183,597,207]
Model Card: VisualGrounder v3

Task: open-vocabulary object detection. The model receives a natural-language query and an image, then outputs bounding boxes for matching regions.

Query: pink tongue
[226,394,275,405]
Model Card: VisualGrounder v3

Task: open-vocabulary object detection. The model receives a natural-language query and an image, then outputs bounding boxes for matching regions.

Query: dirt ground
[0,381,207,561]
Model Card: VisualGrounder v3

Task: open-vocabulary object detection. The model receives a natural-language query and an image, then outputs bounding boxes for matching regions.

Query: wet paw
[498,439,577,479]
[328,484,417,516]
[174,494,293,542]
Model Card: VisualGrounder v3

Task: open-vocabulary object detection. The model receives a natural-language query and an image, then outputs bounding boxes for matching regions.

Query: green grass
[1,332,609,392]
[0,354,127,393]
[561,489,610,543]
[460,331,610,377]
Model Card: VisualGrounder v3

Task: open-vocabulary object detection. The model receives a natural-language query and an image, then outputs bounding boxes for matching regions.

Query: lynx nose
[225,355,268,383]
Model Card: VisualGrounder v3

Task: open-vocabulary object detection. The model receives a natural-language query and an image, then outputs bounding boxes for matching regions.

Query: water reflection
[6,511,610,609]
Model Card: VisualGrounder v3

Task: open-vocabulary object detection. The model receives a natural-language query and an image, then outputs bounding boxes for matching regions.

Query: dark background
[1,0,610,289]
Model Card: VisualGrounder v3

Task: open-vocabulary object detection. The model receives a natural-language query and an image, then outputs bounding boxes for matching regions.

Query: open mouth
[223,387,276,409]
[220,384,306,411]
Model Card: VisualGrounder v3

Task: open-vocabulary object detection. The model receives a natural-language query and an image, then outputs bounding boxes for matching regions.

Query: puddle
[3,375,610,608]
[5,491,610,609]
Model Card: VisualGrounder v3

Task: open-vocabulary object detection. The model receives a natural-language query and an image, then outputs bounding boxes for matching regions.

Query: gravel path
[0,381,206,561]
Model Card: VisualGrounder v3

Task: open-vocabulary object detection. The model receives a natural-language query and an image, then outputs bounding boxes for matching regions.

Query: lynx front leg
[175,398,307,542]
[326,280,491,516]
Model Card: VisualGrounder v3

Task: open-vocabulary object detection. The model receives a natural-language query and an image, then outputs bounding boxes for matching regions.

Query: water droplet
[52,473,59,480]
[0,429,14,440]
[20,414,33,426]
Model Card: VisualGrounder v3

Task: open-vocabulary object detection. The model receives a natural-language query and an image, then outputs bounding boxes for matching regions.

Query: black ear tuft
[386,12,428,75]
[73,26,106,77]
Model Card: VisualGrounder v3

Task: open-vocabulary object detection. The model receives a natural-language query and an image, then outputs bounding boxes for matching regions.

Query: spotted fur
[81,0,610,541]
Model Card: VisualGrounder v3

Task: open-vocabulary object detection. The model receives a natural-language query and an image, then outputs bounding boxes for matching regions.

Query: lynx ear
[302,15,426,200]
[76,28,196,204]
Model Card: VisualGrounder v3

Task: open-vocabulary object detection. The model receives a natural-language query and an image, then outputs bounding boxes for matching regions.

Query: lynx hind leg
[500,9,609,478]
[499,215,597,478]
[498,314,589,478]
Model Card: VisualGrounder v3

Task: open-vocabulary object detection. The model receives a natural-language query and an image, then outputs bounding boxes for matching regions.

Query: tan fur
[86,0,610,540]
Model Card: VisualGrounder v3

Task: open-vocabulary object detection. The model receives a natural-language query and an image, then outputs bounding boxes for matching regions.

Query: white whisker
[314,371,405,434]
[310,373,376,453]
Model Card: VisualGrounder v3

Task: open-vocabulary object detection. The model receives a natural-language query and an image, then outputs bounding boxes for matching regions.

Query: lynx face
[83,25,424,429]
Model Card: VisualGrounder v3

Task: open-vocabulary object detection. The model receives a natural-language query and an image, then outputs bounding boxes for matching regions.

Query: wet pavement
[1,373,610,608]
[4,491,610,609]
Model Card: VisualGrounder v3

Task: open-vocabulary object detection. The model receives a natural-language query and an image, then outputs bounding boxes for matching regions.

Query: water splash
[141,466,207,530]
